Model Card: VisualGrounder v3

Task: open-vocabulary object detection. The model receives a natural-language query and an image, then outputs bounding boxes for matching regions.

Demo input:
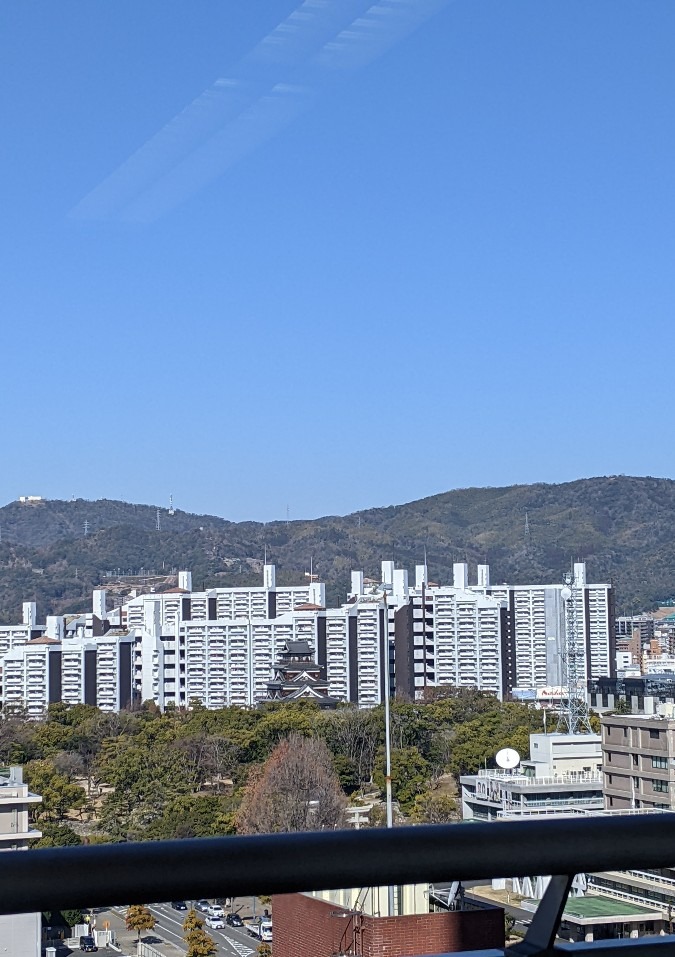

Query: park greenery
[1,688,557,845]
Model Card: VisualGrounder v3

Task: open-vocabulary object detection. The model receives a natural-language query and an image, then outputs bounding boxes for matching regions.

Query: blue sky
[1,1,674,521]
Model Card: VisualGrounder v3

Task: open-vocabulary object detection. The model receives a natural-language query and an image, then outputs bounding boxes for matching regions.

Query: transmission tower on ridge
[556,570,593,734]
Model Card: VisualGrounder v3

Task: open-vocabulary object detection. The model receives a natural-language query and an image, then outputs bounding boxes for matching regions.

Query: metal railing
[4,814,675,955]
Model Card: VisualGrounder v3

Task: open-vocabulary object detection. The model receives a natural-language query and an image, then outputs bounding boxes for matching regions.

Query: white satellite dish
[495,747,521,770]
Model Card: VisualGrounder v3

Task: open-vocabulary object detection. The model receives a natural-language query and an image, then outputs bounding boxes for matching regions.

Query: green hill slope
[0,476,672,623]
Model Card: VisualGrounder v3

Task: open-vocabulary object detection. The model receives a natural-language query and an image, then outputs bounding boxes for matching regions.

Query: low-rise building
[460,732,603,821]
[0,766,42,957]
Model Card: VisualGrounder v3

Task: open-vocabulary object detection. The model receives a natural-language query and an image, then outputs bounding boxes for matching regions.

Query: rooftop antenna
[168,495,175,516]
[156,508,161,532]
[264,543,268,565]
[424,544,428,581]
[286,504,289,525]
[556,570,593,734]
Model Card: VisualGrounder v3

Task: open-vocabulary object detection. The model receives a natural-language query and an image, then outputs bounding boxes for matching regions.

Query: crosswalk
[221,936,254,957]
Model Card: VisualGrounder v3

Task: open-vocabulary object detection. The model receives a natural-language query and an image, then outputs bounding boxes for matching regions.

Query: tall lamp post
[383,593,395,915]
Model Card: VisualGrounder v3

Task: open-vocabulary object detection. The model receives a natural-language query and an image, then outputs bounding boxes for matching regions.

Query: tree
[125,904,156,955]
[257,944,272,957]
[410,790,458,824]
[32,821,82,848]
[23,760,86,821]
[373,746,430,814]
[236,733,345,834]
[183,909,216,957]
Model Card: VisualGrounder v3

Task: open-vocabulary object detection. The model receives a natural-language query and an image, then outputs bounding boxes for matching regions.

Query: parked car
[79,936,98,952]
[206,915,225,930]
[195,899,210,913]
[226,913,244,927]
[171,901,188,911]
[206,903,225,918]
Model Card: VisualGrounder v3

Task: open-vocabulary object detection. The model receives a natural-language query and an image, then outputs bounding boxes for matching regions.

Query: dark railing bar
[449,941,675,957]
[4,814,675,915]
[511,875,573,955]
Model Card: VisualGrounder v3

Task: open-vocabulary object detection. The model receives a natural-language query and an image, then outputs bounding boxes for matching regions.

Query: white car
[206,904,225,918]
[206,915,225,930]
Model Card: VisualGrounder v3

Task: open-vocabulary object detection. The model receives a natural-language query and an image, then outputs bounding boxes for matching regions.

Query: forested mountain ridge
[0,475,673,623]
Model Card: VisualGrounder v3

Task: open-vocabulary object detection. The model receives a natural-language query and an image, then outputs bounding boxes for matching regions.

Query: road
[104,903,258,957]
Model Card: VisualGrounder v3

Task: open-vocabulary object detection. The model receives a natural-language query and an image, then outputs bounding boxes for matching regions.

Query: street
[101,903,258,957]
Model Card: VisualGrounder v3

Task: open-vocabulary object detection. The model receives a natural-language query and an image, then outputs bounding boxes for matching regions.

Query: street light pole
[383,593,395,916]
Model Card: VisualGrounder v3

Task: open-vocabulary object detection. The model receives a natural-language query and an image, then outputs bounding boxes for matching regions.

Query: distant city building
[589,675,675,715]
[0,560,614,715]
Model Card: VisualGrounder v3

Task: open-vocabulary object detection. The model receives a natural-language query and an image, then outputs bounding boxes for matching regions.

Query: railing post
[509,874,573,956]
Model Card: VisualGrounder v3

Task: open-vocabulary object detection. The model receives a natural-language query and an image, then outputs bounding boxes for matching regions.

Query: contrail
[70,0,451,223]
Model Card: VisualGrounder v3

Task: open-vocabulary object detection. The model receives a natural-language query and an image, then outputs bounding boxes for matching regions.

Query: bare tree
[236,733,345,834]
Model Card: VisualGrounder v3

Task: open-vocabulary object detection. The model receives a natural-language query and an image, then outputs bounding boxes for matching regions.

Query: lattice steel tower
[556,570,593,734]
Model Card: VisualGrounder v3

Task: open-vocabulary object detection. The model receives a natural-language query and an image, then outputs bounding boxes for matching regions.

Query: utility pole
[382,592,395,916]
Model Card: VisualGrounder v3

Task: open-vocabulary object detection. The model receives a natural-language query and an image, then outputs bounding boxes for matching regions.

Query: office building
[460,731,603,821]
[601,713,675,812]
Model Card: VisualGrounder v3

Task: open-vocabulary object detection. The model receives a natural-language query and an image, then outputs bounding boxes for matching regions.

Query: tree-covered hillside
[0,476,674,622]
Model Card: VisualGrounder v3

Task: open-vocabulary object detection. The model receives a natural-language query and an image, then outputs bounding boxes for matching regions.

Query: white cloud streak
[70,0,451,223]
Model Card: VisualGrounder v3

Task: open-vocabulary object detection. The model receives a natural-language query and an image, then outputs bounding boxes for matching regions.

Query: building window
[650,729,661,740]
[633,754,639,767]
[607,751,612,763]
[652,756,668,770]
[653,779,669,793]
[633,777,640,789]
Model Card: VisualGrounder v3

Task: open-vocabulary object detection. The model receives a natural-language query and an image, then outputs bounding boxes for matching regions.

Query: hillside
[0,476,673,623]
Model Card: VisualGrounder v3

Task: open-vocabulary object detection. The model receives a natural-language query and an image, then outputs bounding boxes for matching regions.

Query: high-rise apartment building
[471,562,614,694]
[0,560,614,715]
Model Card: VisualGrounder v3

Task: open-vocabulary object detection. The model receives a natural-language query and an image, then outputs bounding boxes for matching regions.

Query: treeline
[0,690,546,846]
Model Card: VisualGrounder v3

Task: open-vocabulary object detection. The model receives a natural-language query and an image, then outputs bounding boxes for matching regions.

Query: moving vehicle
[247,919,272,942]
[226,913,244,927]
[195,900,210,913]
[206,903,225,918]
[206,915,225,930]
[171,901,187,911]
[79,936,98,952]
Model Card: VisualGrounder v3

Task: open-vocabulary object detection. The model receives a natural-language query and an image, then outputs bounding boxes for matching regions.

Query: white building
[2,632,135,717]
[0,766,42,957]
[471,561,614,695]
[460,731,603,821]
